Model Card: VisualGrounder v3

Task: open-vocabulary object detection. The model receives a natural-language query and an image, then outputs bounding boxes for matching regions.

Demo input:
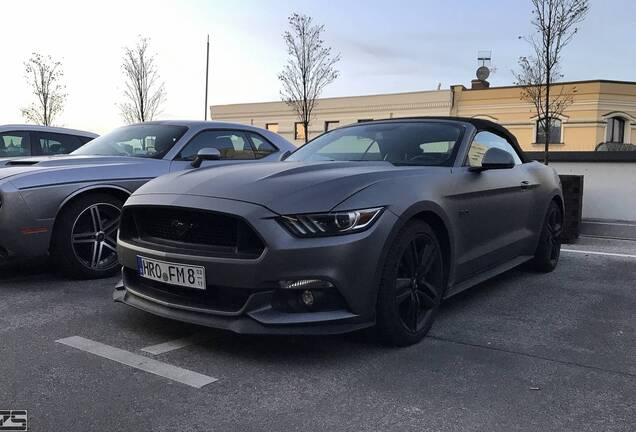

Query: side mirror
[469,147,515,172]
[279,150,292,161]
[191,148,221,168]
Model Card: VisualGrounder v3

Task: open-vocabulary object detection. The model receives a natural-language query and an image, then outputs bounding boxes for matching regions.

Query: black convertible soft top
[357,116,526,162]
[368,116,512,138]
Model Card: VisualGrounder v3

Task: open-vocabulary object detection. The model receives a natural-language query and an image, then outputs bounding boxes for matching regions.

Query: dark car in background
[0,121,295,278]
[114,117,564,346]
[0,124,97,162]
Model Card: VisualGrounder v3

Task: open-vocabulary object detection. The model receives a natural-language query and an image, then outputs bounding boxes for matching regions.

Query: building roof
[454,79,636,91]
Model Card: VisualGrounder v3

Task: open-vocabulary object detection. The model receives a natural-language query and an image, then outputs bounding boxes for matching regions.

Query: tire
[532,200,563,273]
[375,220,446,347]
[51,193,124,279]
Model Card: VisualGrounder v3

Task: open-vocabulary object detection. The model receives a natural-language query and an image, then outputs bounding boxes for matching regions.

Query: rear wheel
[532,200,563,272]
[51,193,123,279]
[376,221,446,347]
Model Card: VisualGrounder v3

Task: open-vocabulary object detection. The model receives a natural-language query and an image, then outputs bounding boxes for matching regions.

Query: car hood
[135,161,433,214]
[0,155,165,186]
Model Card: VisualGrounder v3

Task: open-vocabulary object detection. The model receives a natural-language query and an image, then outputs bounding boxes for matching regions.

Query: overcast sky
[1,0,634,133]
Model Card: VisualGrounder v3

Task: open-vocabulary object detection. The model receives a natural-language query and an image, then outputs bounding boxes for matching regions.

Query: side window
[34,132,84,155]
[467,131,522,168]
[247,133,278,159]
[0,131,30,157]
[178,130,255,160]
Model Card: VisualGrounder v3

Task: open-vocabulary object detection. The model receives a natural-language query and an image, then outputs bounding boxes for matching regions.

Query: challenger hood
[0,155,166,187]
[136,161,431,214]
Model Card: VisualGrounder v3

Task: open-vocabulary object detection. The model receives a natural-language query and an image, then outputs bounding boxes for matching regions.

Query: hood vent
[5,160,39,166]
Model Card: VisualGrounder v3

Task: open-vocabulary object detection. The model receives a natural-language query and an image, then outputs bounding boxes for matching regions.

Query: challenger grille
[120,206,265,259]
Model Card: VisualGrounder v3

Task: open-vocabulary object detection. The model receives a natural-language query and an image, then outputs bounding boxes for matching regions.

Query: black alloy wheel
[376,220,446,346]
[394,234,444,333]
[532,200,563,272]
[546,203,563,263]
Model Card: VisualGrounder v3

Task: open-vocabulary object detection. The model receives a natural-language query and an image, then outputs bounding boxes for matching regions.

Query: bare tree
[119,36,166,124]
[514,0,589,164]
[21,53,66,126]
[279,13,340,143]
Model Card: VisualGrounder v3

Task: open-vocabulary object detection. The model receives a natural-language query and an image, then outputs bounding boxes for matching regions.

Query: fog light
[278,279,334,290]
[301,290,315,306]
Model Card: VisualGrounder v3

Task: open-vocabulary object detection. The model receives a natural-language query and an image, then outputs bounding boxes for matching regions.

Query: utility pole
[204,34,210,120]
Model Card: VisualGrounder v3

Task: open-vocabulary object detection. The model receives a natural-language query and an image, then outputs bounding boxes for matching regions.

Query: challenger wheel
[532,200,563,273]
[376,220,446,347]
[51,193,123,279]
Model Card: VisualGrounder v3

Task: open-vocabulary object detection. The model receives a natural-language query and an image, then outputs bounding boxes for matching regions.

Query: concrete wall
[550,161,636,222]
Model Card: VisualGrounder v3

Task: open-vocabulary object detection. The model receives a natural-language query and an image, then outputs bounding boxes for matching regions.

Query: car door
[450,130,535,282]
[169,129,258,172]
[0,131,30,158]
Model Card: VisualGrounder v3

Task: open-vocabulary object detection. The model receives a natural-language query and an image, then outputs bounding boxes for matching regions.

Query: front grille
[120,206,265,259]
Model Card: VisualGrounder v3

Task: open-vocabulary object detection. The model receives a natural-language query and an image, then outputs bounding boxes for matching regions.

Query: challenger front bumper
[114,193,398,335]
[0,183,53,263]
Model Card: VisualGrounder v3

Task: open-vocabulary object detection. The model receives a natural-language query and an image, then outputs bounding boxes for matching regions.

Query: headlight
[279,207,384,237]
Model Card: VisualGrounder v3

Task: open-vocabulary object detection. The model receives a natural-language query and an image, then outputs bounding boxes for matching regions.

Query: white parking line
[56,336,217,388]
[562,249,636,259]
[141,334,206,356]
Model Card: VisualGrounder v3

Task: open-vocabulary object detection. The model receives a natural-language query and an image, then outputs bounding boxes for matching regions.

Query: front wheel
[51,193,123,279]
[532,200,563,273]
[375,221,446,347]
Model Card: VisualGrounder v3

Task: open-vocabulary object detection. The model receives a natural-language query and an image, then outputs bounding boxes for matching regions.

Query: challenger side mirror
[279,150,292,161]
[469,147,515,172]
[191,147,221,168]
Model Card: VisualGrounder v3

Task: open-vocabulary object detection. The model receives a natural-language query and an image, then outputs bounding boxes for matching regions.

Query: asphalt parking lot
[1,236,635,431]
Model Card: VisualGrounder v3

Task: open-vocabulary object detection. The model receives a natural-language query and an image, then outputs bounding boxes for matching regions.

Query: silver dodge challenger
[0,121,295,278]
[114,117,564,346]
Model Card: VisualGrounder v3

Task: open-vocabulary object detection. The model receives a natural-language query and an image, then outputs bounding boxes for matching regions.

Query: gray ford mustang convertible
[0,121,294,278]
[114,117,563,346]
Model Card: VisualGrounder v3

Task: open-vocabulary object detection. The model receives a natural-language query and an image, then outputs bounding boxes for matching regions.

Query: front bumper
[114,193,398,335]
[0,183,53,263]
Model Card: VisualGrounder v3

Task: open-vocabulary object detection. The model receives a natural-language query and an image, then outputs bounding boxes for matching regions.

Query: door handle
[520,180,530,190]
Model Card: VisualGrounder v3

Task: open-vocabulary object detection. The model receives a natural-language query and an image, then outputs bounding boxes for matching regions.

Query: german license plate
[137,256,206,290]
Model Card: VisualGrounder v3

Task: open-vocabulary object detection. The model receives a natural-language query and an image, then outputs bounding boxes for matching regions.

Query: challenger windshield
[72,124,188,158]
[286,122,462,166]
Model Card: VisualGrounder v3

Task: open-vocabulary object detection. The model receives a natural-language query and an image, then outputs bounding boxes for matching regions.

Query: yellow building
[451,80,636,152]
[210,80,636,151]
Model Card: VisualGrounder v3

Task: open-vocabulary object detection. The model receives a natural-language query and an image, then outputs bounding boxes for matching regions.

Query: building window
[535,117,562,144]
[294,122,306,141]
[606,117,625,143]
[265,123,279,133]
[358,119,373,123]
[324,121,339,132]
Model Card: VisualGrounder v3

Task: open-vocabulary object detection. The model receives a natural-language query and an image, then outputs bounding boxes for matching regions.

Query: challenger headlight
[279,207,384,237]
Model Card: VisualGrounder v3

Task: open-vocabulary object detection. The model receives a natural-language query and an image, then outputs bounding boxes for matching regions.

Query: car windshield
[286,122,463,166]
[72,124,188,158]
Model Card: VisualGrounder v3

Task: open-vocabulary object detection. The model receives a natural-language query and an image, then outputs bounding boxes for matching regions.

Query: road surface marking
[56,336,217,388]
[562,249,636,259]
[141,334,207,356]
